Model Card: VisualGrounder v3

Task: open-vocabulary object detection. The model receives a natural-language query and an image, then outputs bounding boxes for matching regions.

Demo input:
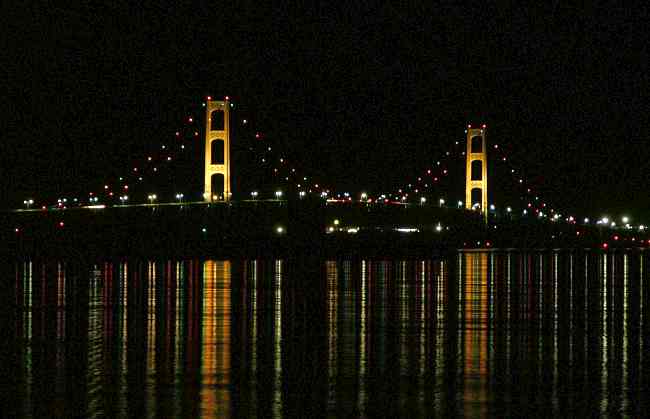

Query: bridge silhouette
[10,95,649,251]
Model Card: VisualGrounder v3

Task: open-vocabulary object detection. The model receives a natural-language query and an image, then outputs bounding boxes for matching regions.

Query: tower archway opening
[211,139,224,164]
[471,160,483,181]
[211,174,225,200]
[471,188,483,209]
[471,136,483,153]
[210,110,225,131]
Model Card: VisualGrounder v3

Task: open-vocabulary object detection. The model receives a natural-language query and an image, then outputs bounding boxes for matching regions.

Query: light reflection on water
[7,250,650,417]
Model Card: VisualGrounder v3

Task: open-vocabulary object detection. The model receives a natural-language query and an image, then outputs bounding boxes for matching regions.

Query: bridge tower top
[204,99,231,202]
[465,125,488,222]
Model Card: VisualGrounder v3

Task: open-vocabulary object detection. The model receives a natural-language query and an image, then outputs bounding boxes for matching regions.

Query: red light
[225,96,230,101]
[58,221,65,228]
[467,124,472,128]
[15,228,20,234]
[207,96,212,100]
[482,124,486,128]
[486,241,491,247]
[255,133,260,139]
[109,192,114,197]
[613,235,619,241]
[602,242,608,249]
[576,231,581,236]
[188,117,193,123]
[175,131,180,137]
[124,185,128,190]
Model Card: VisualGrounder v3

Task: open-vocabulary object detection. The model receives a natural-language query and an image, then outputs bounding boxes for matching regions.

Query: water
[5,251,650,417]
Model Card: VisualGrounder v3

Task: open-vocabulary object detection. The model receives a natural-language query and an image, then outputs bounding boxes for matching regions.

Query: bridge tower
[465,125,488,222]
[204,98,231,201]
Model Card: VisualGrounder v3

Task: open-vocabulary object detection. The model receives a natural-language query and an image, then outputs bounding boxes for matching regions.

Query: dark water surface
[5,251,650,417]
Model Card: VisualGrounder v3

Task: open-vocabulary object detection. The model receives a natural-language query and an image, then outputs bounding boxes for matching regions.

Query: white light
[251,191,258,198]
[275,190,283,198]
[523,209,528,215]
[458,200,463,208]
[333,219,340,226]
[439,198,445,205]
[506,206,512,213]
[420,197,426,204]
[611,222,616,227]
[396,227,419,233]
[299,191,306,198]
[639,225,646,231]
[347,228,358,234]
[328,226,335,233]
[622,216,630,224]
[584,217,590,224]
[435,223,443,232]
[360,192,368,200]
[601,217,610,224]
[276,226,284,234]
[489,204,495,211]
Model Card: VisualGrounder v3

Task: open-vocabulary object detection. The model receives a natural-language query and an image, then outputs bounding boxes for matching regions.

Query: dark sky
[4,3,649,218]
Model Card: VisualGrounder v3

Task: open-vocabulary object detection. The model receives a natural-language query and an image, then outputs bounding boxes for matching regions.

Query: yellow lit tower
[465,124,488,222]
[204,98,231,201]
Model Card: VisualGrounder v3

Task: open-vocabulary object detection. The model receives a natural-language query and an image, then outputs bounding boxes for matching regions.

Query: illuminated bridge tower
[204,98,231,202]
[465,125,488,222]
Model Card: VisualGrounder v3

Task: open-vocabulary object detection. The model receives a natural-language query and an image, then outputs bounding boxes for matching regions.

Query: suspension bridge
[5,96,649,255]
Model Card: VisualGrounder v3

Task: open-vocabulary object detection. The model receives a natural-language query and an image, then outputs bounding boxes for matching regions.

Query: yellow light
[333,219,340,226]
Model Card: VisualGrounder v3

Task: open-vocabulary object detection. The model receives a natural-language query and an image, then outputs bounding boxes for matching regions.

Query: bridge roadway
[3,199,637,257]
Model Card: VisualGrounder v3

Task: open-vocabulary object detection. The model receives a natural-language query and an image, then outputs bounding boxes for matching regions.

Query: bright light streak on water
[5,250,650,417]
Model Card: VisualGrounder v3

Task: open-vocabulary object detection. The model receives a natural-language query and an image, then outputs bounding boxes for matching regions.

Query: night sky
[4,3,649,219]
